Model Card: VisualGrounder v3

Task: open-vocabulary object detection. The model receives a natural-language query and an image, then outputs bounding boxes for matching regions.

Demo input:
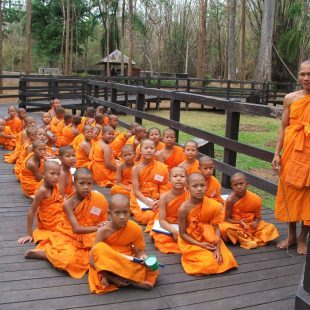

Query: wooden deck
[0,108,304,310]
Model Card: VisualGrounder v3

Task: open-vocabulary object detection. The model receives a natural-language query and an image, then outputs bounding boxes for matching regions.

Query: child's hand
[97,221,109,228]
[138,253,148,260]
[213,248,223,264]
[18,235,33,244]
[147,199,158,210]
[201,242,216,251]
[249,218,260,229]
[240,219,249,230]
[172,230,179,241]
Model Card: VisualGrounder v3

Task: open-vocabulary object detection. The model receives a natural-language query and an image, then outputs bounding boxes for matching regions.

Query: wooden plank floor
[0,107,304,310]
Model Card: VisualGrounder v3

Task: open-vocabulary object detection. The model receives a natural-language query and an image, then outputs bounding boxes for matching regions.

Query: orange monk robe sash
[0,126,16,150]
[50,116,62,135]
[32,180,64,243]
[19,152,44,197]
[4,132,24,163]
[147,192,186,254]
[77,117,86,132]
[275,95,310,224]
[164,146,186,170]
[58,124,76,146]
[125,135,135,146]
[6,116,22,134]
[14,141,32,179]
[36,191,108,278]
[130,160,170,225]
[110,166,133,198]
[75,138,91,168]
[182,159,200,175]
[219,191,279,249]
[110,132,127,159]
[88,220,158,294]
[205,176,224,204]
[71,133,84,149]
[63,170,75,197]
[88,141,116,187]
[178,197,238,275]
[55,119,65,140]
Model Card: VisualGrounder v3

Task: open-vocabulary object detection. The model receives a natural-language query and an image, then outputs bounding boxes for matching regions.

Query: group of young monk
[0,60,308,294]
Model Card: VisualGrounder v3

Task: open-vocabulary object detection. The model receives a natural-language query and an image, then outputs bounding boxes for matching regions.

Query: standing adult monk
[272,60,310,255]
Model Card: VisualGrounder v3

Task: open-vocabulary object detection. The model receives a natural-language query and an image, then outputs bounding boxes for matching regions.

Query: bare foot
[129,280,153,290]
[102,271,129,287]
[297,239,307,255]
[277,238,296,250]
[25,250,47,260]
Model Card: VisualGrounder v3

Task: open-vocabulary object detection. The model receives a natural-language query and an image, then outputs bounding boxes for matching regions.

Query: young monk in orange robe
[14,126,38,178]
[179,140,200,175]
[18,161,64,244]
[219,173,279,249]
[48,98,61,118]
[19,140,46,198]
[135,127,165,162]
[89,194,158,293]
[110,122,138,159]
[59,146,76,198]
[17,107,27,128]
[272,60,310,255]
[130,139,170,225]
[96,105,109,126]
[89,125,117,187]
[126,125,147,152]
[75,125,93,168]
[78,107,96,132]
[5,105,23,134]
[56,113,72,146]
[199,155,224,205]
[157,128,186,170]
[4,116,36,164]
[111,145,135,198]
[59,115,81,146]
[50,107,65,135]
[0,118,16,150]
[25,168,108,279]
[41,112,58,148]
[178,173,238,275]
[108,114,120,136]
[146,166,187,254]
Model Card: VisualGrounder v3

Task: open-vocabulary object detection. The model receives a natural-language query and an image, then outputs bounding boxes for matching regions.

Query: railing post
[19,78,27,109]
[81,80,86,112]
[186,78,190,93]
[125,79,129,107]
[169,99,180,143]
[222,110,240,188]
[262,82,267,105]
[226,80,231,100]
[304,239,310,293]
[135,93,145,124]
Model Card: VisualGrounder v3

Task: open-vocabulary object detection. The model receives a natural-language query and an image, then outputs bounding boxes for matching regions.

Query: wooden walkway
[0,109,304,310]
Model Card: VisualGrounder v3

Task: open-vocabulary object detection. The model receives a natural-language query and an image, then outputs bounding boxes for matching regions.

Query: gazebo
[97,49,140,76]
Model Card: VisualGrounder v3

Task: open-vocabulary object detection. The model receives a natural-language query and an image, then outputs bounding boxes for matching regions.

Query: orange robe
[36,191,108,278]
[4,132,24,163]
[110,166,133,198]
[163,146,186,170]
[178,197,238,275]
[14,141,32,179]
[148,192,187,254]
[88,220,158,294]
[75,138,91,168]
[130,160,170,225]
[110,132,127,159]
[88,141,116,187]
[0,126,16,150]
[275,95,310,225]
[71,133,84,148]
[19,153,44,197]
[63,170,75,197]
[219,191,279,249]
[32,181,64,243]
[50,116,62,135]
[182,159,200,175]
[6,116,22,134]
[103,114,109,126]
[205,176,224,204]
[59,125,76,146]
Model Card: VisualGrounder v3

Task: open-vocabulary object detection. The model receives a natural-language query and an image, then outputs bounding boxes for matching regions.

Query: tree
[239,0,246,80]
[25,0,31,74]
[0,0,2,91]
[227,0,236,80]
[127,0,133,76]
[197,0,207,79]
[253,0,276,82]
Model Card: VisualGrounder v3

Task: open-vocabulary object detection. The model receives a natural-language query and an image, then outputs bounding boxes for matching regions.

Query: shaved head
[187,172,205,185]
[199,155,214,165]
[109,194,130,211]
[141,138,155,147]
[44,160,61,171]
[300,60,310,69]
[170,166,187,177]
[74,167,92,182]
[230,172,247,183]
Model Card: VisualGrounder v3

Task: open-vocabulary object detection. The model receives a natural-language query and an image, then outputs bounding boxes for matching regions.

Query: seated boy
[89,125,117,187]
[110,145,135,198]
[157,128,185,170]
[179,140,200,174]
[0,118,16,150]
[79,107,96,131]
[126,125,147,152]
[24,168,108,279]
[219,172,279,249]
[108,114,119,135]
[130,139,170,225]
[18,161,64,243]
[88,194,158,294]
[59,145,76,198]
[50,107,65,135]
[178,173,238,275]
[41,112,57,147]
[17,108,27,128]
[147,166,187,254]
[96,105,109,126]
[5,105,23,134]
[59,115,81,146]
[48,98,61,118]
[75,125,93,168]
[19,140,46,198]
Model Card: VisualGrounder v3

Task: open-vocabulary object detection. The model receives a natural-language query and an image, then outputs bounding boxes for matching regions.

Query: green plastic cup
[144,255,159,271]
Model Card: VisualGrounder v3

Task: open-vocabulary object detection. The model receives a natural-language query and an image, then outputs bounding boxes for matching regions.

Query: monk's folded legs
[25,249,47,260]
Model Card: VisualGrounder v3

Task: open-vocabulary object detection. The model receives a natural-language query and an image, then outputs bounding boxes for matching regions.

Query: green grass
[119,109,280,209]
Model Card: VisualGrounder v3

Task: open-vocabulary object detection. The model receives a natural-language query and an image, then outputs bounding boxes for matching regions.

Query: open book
[137,198,154,211]
[221,194,229,201]
[152,220,179,236]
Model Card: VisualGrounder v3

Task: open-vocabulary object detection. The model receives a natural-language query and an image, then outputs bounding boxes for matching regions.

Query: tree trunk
[253,0,276,82]
[106,4,110,77]
[64,0,70,75]
[69,5,74,75]
[227,0,236,80]
[197,0,207,79]
[239,0,245,80]
[25,0,32,74]
[60,0,66,73]
[120,0,125,76]
[127,0,133,76]
[0,0,2,92]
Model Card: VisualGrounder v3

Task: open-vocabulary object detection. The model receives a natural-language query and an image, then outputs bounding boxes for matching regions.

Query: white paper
[137,198,153,210]
[154,174,164,182]
[152,220,179,236]
[90,206,101,216]
[221,194,229,201]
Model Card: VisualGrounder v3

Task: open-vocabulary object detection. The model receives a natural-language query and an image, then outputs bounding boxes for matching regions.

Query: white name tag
[154,174,164,182]
[90,206,101,216]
